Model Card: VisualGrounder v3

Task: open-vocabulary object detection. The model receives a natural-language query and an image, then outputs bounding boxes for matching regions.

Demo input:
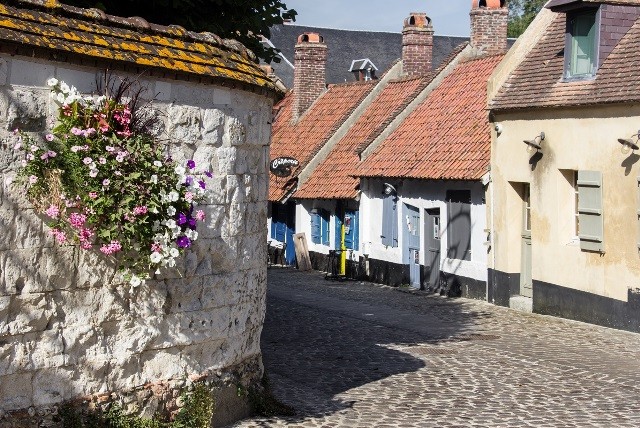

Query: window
[310,209,330,246]
[565,9,599,80]
[446,190,471,261]
[577,170,604,252]
[381,194,398,247]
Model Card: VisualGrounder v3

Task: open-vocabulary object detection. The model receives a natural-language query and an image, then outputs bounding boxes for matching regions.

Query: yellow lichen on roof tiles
[0,1,276,92]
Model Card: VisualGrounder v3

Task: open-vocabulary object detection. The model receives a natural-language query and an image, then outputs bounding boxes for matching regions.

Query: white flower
[56,92,66,104]
[47,77,58,87]
[169,248,179,258]
[130,275,142,287]
[150,174,158,184]
[154,161,163,168]
[165,219,176,229]
[175,165,186,175]
[167,206,176,216]
[166,258,176,268]
[59,81,70,94]
[150,252,163,264]
[168,191,179,202]
[186,230,199,241]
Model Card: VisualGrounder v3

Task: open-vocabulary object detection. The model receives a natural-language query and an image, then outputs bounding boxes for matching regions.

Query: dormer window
[564,8,599,80]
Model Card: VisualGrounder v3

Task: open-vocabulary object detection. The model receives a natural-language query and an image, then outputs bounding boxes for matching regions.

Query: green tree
[59,0,297,63]
[508,0,546,38]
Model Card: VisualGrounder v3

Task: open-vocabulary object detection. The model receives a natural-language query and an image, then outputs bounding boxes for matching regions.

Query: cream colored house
[487,0,640,332]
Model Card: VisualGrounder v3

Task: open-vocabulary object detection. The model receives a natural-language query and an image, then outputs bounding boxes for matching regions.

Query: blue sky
[282,0,472,36]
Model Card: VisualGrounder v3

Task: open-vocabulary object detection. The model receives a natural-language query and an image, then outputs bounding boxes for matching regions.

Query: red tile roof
[294,76,433,200]
[269,81,375,201]
[357,55,504,181]
[490,13,640,110]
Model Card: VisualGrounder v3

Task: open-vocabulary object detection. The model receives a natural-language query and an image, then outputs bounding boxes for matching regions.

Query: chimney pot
[402,12,434,76]
[470,0,508,54]
[293,32,327,121]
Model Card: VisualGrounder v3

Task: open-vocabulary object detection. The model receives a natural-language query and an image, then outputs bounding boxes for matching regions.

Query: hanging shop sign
[270,157,299,177]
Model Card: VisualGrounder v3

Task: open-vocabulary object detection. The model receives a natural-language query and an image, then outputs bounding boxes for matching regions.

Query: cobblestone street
[232,268,640,427]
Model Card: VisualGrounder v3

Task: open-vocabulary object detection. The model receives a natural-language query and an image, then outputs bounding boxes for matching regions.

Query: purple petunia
[188,218,197,230]
[186,159,196,169]
[185,176,193,187]
[177,212,188,226]
[204,171,212,178]
[177,236,191,248]
[198,180,206,189]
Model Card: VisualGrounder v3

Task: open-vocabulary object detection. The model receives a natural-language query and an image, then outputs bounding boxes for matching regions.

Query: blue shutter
[578,170,604,252]
[353,210,360,251]
[321,210,330,246]
[381,195,393,246]
[270,217,276,239]
[334,213,343,250]
[310,212,321,244]
[391,200,398,248]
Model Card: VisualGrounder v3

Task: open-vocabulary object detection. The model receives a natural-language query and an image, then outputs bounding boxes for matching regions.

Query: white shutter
[577,170,604,253]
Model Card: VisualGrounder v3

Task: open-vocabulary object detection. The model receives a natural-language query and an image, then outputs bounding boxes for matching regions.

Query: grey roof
[264,24,470,88]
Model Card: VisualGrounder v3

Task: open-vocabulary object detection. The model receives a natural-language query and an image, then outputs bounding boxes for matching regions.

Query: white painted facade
[360,178,488,285]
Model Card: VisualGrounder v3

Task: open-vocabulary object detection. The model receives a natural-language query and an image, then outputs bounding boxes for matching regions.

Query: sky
[282,0,472,37]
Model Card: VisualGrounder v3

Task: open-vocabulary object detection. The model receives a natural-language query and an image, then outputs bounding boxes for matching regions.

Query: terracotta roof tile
[269,81,375,201]
[491,12,640,110]
[294,76,433,200]
[0,0,276,92]
[357,55,504,181]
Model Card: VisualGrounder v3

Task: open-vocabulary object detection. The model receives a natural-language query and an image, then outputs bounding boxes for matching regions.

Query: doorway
[520,184,532,298]
[425,208,441,290]
[403,204,421,288]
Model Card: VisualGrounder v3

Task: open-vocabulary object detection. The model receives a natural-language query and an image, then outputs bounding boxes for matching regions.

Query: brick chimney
[293,32,327,121]
[402,12,434,76]
[470,0,508,55]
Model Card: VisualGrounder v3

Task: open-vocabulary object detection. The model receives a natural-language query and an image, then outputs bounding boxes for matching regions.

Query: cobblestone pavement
[231,267,640,427]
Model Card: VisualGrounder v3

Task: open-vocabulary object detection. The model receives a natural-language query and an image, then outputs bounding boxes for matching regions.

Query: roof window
[564,8,600,80]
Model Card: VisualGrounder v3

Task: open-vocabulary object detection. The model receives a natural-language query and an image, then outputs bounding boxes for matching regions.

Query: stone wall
[0,56,273,424]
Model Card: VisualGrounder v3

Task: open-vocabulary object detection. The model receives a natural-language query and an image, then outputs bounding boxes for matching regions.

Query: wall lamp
[523,132,545,152]
[617,131,640,155]
[383,183,397,196]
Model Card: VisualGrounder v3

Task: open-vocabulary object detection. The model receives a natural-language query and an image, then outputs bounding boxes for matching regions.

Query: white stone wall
[0,56,273,415]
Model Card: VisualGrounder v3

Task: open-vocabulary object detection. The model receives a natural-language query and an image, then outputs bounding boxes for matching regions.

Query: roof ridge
[4,0,255,61]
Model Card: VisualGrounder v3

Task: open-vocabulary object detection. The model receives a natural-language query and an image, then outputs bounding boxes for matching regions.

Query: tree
[508,0,546,38]
[59,0,297,63]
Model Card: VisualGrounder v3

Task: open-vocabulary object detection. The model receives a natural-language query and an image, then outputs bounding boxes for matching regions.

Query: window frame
[563,7,600,81]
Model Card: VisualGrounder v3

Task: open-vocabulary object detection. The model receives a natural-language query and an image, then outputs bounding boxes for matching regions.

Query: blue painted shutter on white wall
[320,209,330,246]
[381,195,397,247]
[578,170,604,252]
[311,212,321,244]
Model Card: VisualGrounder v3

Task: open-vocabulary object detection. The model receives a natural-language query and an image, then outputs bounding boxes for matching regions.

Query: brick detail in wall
[599,4,640,67]
[470,8,508,55]
[402,27,434,76]
[293,40,327,121]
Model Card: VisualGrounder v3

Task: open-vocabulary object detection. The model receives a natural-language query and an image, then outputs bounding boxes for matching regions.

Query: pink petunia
[45,134,54,142]
[28,175,38,185]
[195,210,205,221]
[88,192,98,199]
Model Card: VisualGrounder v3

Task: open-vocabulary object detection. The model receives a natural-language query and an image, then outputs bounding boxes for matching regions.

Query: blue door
[344,210,359,251]
[284,201,296,265]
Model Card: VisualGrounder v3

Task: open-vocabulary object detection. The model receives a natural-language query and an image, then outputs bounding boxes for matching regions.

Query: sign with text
[270,157,299,177]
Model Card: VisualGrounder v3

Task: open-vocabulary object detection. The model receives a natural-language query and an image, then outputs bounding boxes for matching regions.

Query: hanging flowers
[14,78,211,287]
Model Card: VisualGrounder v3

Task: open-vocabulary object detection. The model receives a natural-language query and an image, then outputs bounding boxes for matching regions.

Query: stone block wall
[0,55,273,424]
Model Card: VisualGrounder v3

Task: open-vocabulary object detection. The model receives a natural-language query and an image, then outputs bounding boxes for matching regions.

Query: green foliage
[57,383,214,428]
[507,0,546,38]
[173,383,215,428]
[58,0,297,63]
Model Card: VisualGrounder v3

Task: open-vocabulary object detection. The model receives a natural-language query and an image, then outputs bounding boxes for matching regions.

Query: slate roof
[265,24,469,88]
[0,0,276,93]
[269,81,375,202]
[294,76,434,200]
[490,11,640,110]
[357,55,504,181]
